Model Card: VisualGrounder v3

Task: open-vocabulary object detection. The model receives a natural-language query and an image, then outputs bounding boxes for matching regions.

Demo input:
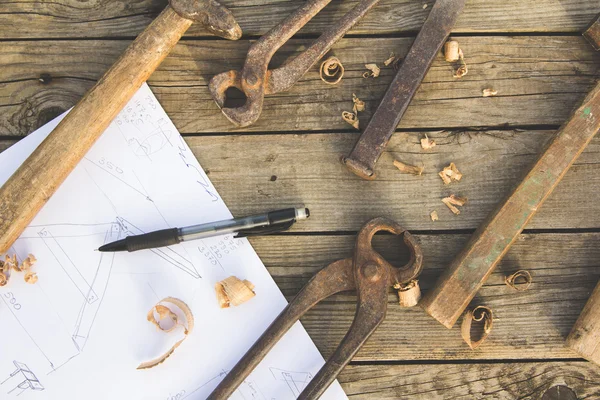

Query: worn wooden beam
[0,36,598,136]
[3,127,600,231]
[339,362,600,399]
[0,0,596,39]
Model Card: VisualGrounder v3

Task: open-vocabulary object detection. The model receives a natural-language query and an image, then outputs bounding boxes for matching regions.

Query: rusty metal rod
[421,56,600,328]
[343,0,466,180]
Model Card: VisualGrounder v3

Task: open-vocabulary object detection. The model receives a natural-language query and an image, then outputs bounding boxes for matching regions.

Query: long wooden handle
[567,280,600,364]
[421,81,600,328]
[0,6,193,254]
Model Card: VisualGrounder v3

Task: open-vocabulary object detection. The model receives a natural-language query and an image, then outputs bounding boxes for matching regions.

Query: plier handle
[208,217,423,399]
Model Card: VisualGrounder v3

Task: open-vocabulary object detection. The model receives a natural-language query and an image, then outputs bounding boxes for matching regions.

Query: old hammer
[421,13,600,329]
[0,0,241,254]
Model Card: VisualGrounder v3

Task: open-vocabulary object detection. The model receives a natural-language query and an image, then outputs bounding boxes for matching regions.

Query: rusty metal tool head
[207,217,422,399]
[343,0,466,180]
[421,13,600,329]
[171,0,241,40]
[209,0,381,127]
[0,0,241,255]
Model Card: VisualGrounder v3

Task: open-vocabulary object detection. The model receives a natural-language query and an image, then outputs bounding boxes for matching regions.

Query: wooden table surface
[2,1,600,398]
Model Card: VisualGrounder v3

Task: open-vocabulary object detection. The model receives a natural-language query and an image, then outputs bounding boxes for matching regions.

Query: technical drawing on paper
[5,216,200,375]
[270,368,314,397]
[1,361,45,397]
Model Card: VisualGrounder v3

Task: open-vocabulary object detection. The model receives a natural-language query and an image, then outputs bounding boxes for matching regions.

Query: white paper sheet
[0,84,347,400]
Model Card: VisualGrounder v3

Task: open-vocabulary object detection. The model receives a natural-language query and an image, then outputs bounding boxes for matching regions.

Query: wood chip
[454,48,469,78]
[461,306,493,349]
[137,297,194,370]
[383,53,398,67]
[363,63,380,78]
[342,111,360,130]
[438,162,463,184]
[445,41,469,78]
[215,276,256,308]
[423,3,428,9]
[0,253,38,286]
[393,280,421,307]
[442,195,467,215]
[444,41,461,62]
[420,134,436,150]
[430,211,439,221]
[352,93,365,113]
[483,88,498,97]
[505,270,532,291]
[319,56,345,85]
[24,272,38,285]
[393,159,424,176]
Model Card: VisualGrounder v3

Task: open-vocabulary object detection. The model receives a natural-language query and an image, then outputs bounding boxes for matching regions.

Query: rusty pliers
[208,217,423,399]
[209,0,381,127]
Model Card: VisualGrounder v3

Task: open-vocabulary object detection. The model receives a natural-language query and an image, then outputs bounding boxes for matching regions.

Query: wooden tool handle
[421,81,600,329]
[567,280,600,364]
[0,6,193,254]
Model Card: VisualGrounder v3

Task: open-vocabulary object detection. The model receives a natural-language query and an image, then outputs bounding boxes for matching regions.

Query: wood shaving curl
[461,305,493,349]
[24,272,38,285]
[137,297,194,370]
[0,254,38,285]
[215,276,255,308]
[445,41,468,78]
[430,211,439,221]
[319,56,345,85]
[393,159,423,176]
[352,93,365,113]
[439,162,462,184]
[505,270,532,291]
[483,88,498,97]
[442,194,467,215]
[421,134,436,150]
[363,63,380,78]
[393,280,421,307]
[342,111,359,130]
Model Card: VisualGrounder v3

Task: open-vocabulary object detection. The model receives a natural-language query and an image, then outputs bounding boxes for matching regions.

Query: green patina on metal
[584,106,592,117]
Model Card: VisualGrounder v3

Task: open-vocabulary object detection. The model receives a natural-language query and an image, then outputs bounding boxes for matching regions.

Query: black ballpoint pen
[98,207,310,252]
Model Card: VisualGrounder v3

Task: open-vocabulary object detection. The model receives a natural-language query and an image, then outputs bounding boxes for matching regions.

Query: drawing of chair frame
[1,361,44,397]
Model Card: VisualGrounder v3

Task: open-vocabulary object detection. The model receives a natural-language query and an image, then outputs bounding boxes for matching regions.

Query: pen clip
[236,220,295,238]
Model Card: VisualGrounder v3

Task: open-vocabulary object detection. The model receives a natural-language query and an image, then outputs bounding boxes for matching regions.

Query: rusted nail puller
[421,14,600,329]
[209,0,382,127]
[343,0,466,180]
[208,218,423,399]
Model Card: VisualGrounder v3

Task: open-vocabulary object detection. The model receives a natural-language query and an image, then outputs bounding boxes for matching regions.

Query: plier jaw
[208,217,423,399]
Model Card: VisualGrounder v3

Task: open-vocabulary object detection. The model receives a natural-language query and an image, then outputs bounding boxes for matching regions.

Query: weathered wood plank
[339,362,600,399]
[0,0,596,39]
[2,127,600,359]
[253,232,600,361]
[3,127,600,231]
[1,36,598,136]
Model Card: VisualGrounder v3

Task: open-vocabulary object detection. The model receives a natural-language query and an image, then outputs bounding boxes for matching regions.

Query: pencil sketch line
[84,166,119,215]
[38,232,91,301]
[84,157,152,201]
[182,369,229,399]
[0,297,53,368]
[49,232,96,300]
